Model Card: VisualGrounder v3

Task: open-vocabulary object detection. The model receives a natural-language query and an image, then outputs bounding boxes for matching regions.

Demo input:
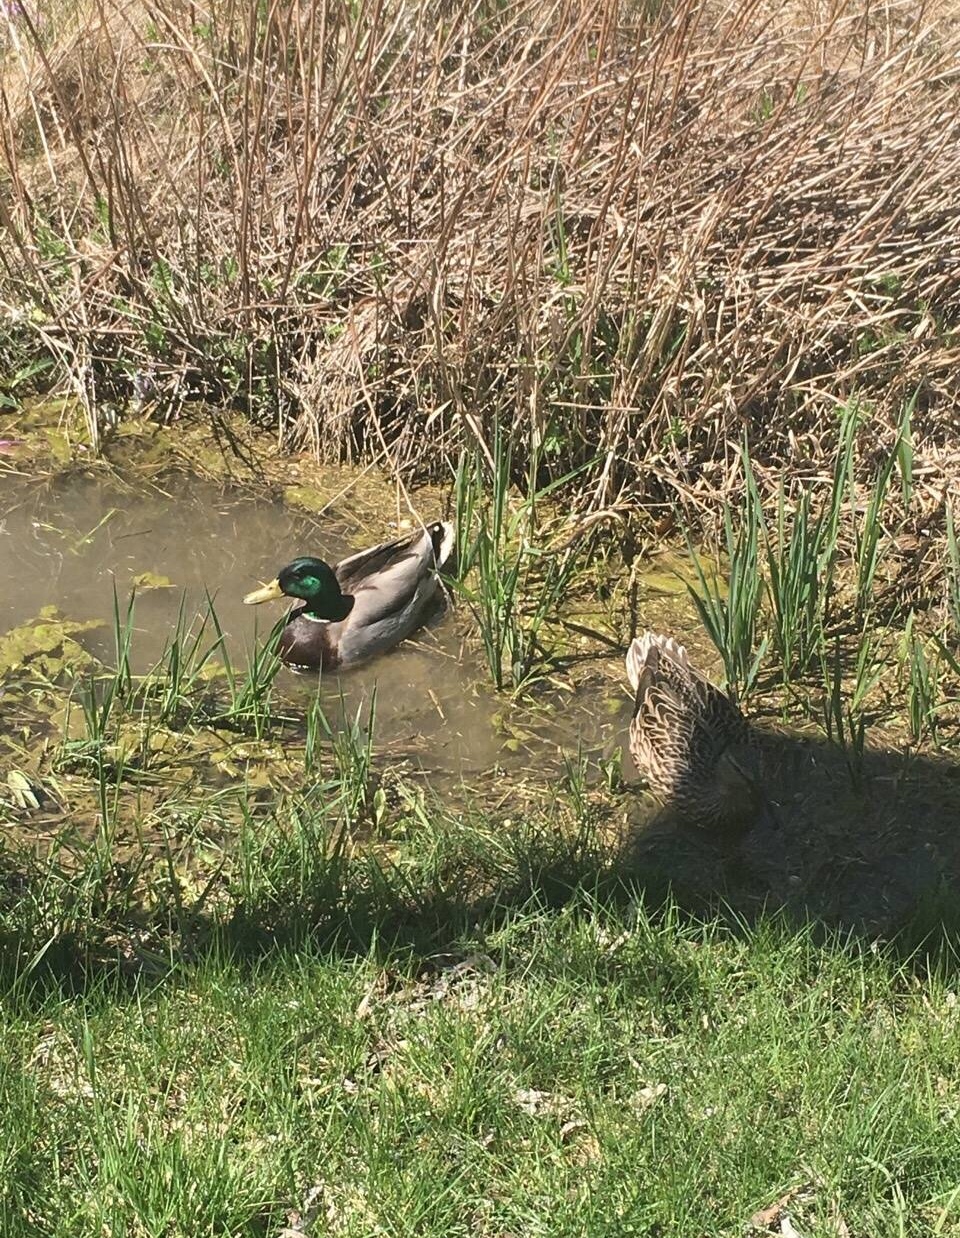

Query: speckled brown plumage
[625,631,762,831]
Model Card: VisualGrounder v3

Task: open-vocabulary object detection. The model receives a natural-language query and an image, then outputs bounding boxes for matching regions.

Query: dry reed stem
[0,0,958,540]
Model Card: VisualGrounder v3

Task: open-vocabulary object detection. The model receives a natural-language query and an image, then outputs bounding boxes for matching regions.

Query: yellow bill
[243,579,285,605]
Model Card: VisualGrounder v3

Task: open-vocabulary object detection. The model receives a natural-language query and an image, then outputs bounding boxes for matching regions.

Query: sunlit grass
[2,593,959,1236]
[2,874,960,1237]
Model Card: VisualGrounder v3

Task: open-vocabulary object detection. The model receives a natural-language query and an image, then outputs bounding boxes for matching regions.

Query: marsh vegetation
[3,0,960,1231]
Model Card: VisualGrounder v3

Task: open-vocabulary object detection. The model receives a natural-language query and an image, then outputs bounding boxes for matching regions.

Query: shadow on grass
[3,725,960,1000]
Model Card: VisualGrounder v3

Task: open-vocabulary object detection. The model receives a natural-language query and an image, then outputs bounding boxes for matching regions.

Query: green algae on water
[0,606,103,678]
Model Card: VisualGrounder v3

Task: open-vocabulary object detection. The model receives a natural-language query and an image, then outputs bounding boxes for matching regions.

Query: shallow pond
[0,471,629,788]
[7,468,960,936]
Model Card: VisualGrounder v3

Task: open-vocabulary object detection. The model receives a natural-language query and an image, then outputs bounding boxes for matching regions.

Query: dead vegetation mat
[0,0,958,528]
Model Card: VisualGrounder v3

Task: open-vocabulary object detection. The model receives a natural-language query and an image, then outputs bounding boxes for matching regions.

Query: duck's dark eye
[299,575,320,592]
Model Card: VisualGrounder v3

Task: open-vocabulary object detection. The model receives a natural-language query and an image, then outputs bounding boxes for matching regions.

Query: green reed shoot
[151,594,226,727]
[560,743,591,822]
[831,399,860,512]
[110,585,137,700]
[738,413,849,685]
[817,634,884,788]
[336,692,380,830]
[903,615,942,747]
[307,686,380,829]
[60,699,130,878]
[852,459,895,619]
[820,648,867,789]
[453,430,522,689]
[897,393,916,509]
[687,452,766,701]
[850,635,886,716]
[304,690,326,779]
[222,629,283,738]
[61,637,134,784]
[204,591,283,737]
[452,441,481,581]
[761,484,833,682]
[75,587,138,744]
[817,397,858,606]
[852,405,912,618]
[78,669,117,748]
[452,427,590,692]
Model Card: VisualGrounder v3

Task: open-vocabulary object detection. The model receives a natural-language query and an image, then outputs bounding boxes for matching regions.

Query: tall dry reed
[1,0,958,539]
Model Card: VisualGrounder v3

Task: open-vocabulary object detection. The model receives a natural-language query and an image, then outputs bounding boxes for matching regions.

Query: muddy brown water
[0,472,629,786]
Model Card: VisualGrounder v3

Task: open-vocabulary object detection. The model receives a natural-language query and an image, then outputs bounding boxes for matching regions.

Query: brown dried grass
[1,0,959,520]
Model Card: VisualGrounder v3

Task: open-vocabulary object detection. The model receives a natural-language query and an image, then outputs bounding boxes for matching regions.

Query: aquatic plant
[452,426,588,693]
[903,615,943,748]
[306,685,381,831]
[149,595,226,728]
[759,484,830,684]
[58,593,287,789]
[851,399,915,621]
[817,635,884,789]
[687,443,766,702]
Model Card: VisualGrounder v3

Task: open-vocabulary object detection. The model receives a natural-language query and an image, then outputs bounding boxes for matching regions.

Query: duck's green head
[244,557,353,621]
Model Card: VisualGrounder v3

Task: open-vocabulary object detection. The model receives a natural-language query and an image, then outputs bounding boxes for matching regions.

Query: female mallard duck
[625,631,771,831]
[244,520,455,672]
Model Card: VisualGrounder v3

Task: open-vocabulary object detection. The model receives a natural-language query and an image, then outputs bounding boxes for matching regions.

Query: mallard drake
[625,631,770,831]
[244,521,455,672]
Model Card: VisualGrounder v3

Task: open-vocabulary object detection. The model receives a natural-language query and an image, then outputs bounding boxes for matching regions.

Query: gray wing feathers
[334,522,453,664]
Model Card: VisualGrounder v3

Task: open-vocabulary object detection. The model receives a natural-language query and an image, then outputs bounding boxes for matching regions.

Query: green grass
[5,618,960,1238]
[2,874,960,1237]
[2,688,960,1238]
[682,402,959,754]
[2,433,960,1235]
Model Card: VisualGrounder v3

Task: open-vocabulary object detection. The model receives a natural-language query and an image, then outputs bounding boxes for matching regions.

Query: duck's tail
[429,520,457,572]
[625,630,691,693]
